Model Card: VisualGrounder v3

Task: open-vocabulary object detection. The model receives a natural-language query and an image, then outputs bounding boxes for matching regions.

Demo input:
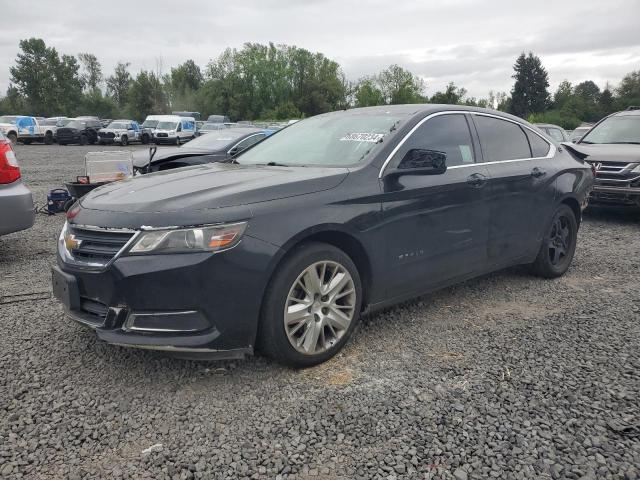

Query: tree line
[1,38,639,128]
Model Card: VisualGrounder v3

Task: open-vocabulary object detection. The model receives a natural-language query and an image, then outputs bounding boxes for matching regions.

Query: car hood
[0,122,15,128]
[570,143,640,163]
[79,162,348,215]
[99,128,126,133]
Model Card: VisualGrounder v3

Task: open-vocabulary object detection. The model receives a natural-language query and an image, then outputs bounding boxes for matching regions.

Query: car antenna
[147,146,157,173]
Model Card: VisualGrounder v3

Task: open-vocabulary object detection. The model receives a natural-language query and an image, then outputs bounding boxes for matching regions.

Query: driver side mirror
[389,149,447,176]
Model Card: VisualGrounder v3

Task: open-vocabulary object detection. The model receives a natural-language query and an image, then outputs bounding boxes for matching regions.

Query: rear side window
[526,130,551,157]
[474,115,531,161]
[396,114,475,167]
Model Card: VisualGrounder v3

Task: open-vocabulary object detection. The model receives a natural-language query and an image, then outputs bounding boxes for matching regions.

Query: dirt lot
[1,144,639,479]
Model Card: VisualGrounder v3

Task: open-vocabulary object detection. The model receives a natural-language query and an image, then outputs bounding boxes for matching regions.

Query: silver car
[0,131,35,235]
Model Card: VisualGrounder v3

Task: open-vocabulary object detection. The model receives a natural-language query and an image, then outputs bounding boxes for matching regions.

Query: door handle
[531,167,546,178]
[466,173,487,188]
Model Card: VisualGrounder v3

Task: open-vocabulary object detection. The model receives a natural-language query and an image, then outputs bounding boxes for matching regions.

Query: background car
[98,120,142,146]
[571,106,640,206]
[56,118,103,145]
[134,127,271,173]
[0,131,35,236]
[534,123,569,142]
[570,125,593,143]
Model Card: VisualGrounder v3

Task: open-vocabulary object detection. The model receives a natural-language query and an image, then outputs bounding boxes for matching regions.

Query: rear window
[474,115,531,161]
[526,130,551,157]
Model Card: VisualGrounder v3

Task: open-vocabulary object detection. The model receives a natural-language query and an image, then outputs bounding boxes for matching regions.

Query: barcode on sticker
[340,133,384,143]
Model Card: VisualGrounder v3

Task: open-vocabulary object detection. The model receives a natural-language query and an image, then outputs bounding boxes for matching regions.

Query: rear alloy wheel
[530,204,578,278]
[259,242,362,367]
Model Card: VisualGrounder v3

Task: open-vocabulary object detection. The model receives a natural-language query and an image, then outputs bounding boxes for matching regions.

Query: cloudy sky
[1,0,639,99]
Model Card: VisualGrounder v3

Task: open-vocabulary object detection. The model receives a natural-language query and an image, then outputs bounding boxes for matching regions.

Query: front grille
[156,133,168,138]
[591,161,632,174]
[99,132,115,139]
[69,226,135,265]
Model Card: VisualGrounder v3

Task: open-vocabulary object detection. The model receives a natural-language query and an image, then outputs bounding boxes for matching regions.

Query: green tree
[430,82,467,104]
[9,38,61,115]
[78,53,103,91]
[377,64,425,104]
[106,62,132,108]
[55,54,84,115]
[598,85,615,116]
[616,70,640,108]
[509,52,550,118]
[0,85,27,114]
[353,77,385,107]
[80,89,119,118]
[553,80,573,109]
[127,70,167,120]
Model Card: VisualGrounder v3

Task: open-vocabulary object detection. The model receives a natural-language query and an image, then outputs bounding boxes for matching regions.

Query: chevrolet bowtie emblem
[64,233,82,252]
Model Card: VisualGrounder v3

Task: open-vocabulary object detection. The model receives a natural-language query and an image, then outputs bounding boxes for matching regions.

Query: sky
[1,0,639,100]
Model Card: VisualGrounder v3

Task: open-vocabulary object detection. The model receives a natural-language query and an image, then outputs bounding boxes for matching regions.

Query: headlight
[632,164,640,173]
[128,222,247,255]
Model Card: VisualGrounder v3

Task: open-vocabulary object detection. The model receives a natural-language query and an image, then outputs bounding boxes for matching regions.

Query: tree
[106,62,132,108]
[430,82,467,104]
[9,38,60,115]
[78,53,103,91]
[616,70,640,108]
[553,80,573,109]
[353,77,385,107]
[598,85,615,116]
[377,64,425,104]
[127,70,167,120]
[509,52,550,118]
[55,54,84,114]
[0,85,27,114]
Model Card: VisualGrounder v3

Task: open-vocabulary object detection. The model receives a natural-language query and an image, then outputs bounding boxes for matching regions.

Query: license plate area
[51,267,81,311]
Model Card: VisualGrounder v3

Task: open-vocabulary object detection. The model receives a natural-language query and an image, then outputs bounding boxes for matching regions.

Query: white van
[153,115,196,145]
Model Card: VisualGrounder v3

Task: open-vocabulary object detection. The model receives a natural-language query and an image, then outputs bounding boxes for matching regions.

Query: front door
[380,113,491,300]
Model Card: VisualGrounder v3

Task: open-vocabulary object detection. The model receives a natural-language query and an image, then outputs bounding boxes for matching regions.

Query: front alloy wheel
[284,261,356,355]
[259,242,362,367]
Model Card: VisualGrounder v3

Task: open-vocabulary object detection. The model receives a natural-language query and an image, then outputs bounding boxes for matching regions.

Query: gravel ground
[1,144,639,479]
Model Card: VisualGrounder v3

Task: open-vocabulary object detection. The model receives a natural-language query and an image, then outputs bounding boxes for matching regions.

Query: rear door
[471,114,557,264]
[380,112,491,299]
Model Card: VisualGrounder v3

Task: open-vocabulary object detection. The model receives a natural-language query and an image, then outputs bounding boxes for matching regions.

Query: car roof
[534,123,564,129]
[612,108,640,117]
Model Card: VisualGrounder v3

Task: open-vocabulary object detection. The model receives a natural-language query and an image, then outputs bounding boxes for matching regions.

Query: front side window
[580,116,640,144]
[237,113,404,167]
[474,115,531,161]
[392,114,475,168]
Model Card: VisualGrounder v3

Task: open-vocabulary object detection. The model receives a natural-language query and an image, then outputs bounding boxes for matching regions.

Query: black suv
[571,107,640,206]
[56,119,103,145]
[52,105,593,367]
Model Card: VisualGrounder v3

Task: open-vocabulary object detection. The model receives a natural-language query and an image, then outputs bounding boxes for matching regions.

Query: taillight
[0,140,21,184]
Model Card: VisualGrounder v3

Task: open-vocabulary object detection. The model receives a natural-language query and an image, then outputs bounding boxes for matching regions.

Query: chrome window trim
[227,133,265,155]
[378,110,554,178]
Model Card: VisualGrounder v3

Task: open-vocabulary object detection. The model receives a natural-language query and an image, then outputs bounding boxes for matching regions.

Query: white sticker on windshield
[340,132,385,143]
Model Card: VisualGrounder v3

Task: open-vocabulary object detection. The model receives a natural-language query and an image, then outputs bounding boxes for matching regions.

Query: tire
[44,132,53,145]
[79,135,88,146]
[258,242,363,368]
[58,141,68,146]
[120,135,129,146]
[529,204,578,278]
[175,136,181,146]
[141,134,149,145]
[7,132,17,144]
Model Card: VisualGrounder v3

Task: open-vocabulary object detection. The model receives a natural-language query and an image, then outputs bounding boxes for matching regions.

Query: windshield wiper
[609,141,640,145]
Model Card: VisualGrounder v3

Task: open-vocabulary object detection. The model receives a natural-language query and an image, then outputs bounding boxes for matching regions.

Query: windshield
[581,116,640,144]
[41,119,59,126]
[0,116,18,124]
[107,122,129,129]
[157,121,178,130]
[236,113,402,166]
[57,118,73,127]
[185,129,250,149]
[142,120,159,128]
[65,121,86,129]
